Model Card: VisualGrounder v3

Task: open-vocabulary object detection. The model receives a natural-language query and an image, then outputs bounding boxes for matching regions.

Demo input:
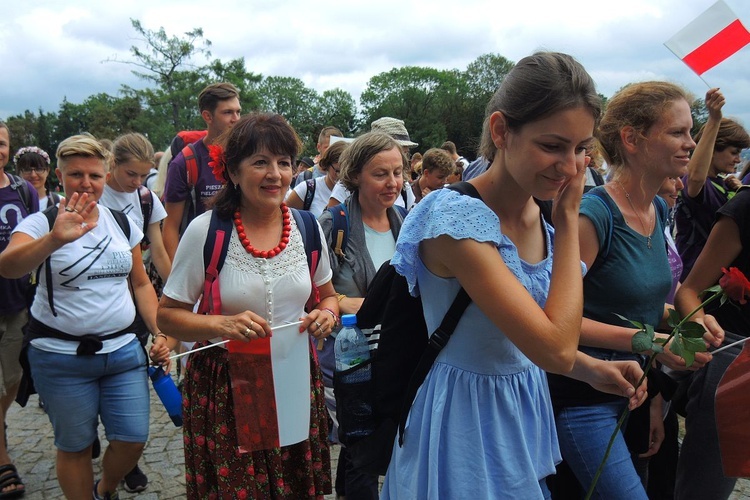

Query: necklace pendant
[647,236,652,249]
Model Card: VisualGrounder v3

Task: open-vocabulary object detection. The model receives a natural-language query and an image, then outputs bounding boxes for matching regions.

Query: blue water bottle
[148,366,183,427]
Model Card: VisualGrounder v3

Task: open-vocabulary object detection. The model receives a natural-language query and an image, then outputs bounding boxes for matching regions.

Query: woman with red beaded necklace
[158,113,338,499]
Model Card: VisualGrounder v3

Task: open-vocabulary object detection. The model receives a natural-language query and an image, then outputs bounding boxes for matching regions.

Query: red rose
[196,474,205,484]
[277,478,285,488]
[238,490,248,499]
[257,473,267,484]
[199,396,208,407]
[219,466,229,477]
[720,267,750,304]
[247,466,255,476]
[220,425,228,435]
[195,435,206,446]
[207,440,215,450]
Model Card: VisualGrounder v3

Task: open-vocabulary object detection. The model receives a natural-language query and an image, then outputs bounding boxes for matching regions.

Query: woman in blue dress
[381,52,649,499]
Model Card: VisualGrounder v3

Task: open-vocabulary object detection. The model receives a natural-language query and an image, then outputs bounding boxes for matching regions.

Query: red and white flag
[226,321,311,453]
[664,0,750,75]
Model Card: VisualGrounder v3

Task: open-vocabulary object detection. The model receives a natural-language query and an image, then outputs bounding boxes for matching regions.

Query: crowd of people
[0,51,747,500]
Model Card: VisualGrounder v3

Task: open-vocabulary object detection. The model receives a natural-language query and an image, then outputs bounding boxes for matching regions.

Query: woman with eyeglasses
[15,146,60,209]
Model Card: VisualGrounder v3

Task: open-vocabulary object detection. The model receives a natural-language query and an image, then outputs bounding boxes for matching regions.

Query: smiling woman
[157,113,339,499]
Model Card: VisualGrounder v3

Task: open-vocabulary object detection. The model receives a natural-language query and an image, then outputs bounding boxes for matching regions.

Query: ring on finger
[244,327,251,338]
[314,320,322,331]
[64,207,75,212]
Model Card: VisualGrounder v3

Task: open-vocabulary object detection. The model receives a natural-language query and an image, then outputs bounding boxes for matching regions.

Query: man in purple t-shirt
[162,82,241,260]
[0,122,39,495]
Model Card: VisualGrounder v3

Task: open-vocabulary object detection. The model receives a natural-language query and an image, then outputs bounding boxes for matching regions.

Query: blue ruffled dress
[381,189,560,499]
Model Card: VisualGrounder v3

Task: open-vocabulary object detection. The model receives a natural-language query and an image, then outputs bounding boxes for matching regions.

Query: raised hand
[51,193,98,244]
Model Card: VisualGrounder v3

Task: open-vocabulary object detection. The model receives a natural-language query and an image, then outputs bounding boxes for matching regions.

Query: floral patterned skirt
[182,343,332,499]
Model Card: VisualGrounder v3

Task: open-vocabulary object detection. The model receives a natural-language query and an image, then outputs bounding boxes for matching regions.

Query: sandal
[0,464,25,499]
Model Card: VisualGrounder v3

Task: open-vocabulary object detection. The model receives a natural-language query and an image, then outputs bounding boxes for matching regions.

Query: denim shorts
[28,338,150,452]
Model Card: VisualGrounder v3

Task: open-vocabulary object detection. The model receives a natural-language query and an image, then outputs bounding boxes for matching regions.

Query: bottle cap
[148,365,164,382]
[341,314,357,327]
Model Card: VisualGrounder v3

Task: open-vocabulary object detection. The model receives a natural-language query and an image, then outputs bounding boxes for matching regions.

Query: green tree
[207,57,263,113]
[112,19,212,132]
[258,76,321,152]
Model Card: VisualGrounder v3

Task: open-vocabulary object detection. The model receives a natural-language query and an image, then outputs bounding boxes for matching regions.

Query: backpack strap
[198,211,233,315]
[327,203,350,262]
[137,185,153,243]
[303,179,317,211]
[182,144,199,190]
[41,207,58,317]
[400,189,408,209]
[8,174,33,214]
[109,209,132,241]
[291,208,323,310]
[584,189,614,260]
[397,181,480,445]
[47,192,61,208]
[398,287,471,445]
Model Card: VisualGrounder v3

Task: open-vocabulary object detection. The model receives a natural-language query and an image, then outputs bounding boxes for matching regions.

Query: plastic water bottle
[148,366,183,427]
[334,314,370,372]
[334,314,375,441]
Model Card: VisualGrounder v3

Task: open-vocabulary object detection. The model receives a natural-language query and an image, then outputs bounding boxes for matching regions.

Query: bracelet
[322,308,340,327]
[153,332,168,342]
[337,294,346,302]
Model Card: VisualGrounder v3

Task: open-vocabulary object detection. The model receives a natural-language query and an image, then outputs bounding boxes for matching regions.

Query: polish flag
[664,0,750,75]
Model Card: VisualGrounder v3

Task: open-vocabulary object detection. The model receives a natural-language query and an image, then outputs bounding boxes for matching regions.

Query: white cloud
[2,0,749,128]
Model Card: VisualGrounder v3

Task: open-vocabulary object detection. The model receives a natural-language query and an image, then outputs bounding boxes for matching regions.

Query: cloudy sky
[2,0,750,130]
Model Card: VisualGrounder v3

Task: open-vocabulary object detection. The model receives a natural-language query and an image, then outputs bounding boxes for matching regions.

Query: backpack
[333,181,478,476]
[8,174,34,214]
[303,178,316,211]
[326,203,408,264]
[197,208,322,316]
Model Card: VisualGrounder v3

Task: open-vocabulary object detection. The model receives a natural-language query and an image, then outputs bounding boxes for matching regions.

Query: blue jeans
[556,401,647,500]
[28,338,149,452]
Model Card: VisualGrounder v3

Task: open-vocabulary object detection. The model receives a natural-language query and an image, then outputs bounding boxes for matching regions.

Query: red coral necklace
[233,204,291,258]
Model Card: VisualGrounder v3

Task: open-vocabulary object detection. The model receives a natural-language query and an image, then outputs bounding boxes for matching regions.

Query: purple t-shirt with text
[164,139,223,218]
[0,177,40,314]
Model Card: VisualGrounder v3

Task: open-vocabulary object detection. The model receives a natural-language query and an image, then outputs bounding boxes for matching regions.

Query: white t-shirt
[99,184,168,237]
[363,224,396,270]
[287,176,333,218]
[329,181,415,210]
[14,206,144,354]
[163,210,333,345]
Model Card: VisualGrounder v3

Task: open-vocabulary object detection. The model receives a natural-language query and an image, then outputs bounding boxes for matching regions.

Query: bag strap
[398,286,471,445]
[137,185,153,241]
[182,143,199,189]
[397,181,480,445]
[198,211,233,315]
[327,202,350,262]
[291,208,322,310]
[303,178,316,211]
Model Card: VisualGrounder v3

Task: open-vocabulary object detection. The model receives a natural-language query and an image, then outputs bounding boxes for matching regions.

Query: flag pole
[663,43,713,89]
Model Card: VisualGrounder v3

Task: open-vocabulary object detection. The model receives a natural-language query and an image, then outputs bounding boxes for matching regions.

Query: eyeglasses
[19,167,48,174]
